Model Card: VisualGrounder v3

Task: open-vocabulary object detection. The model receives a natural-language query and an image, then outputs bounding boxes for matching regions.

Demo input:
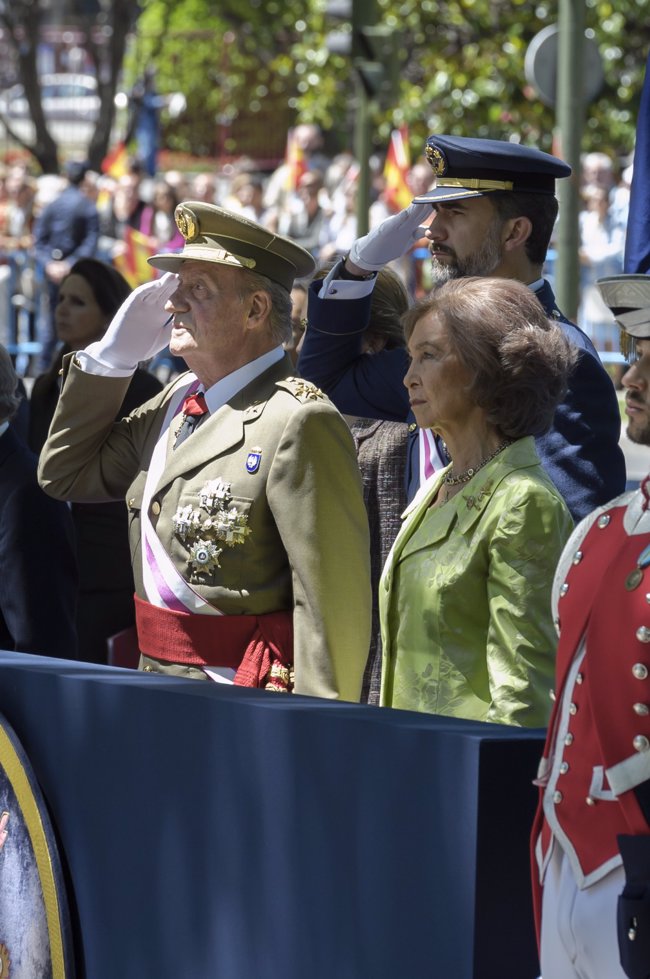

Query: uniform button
[633,735,650,752]
[564,732,574,746]
[559,583,569,597]
[576,672,584,684]
[142,665,153,672]
[549,688,556,701]
[560,761,569,774]
[637,627,650,643]
[646,593,650,604]
[633,663,649,680]
[151,501,161,516]
[572,550,583,564]
[597,514,611,528]
[128,497,136,509]
[634,703,650,716]
[553,790,563,803]
[408,423,417,433]
[569,702,578,715]
[585,796,595,806]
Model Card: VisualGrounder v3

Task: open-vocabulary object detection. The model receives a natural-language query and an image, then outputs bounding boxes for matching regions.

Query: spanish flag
[114,227,158,289]
[383,126,412,213]
[284,128,307,191]
[101,141,130,180]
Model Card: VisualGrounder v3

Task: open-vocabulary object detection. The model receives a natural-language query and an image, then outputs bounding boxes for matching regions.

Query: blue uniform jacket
[298,278,625,522]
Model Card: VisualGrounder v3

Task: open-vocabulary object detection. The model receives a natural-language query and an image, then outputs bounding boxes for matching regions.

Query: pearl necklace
[443,440,512,487]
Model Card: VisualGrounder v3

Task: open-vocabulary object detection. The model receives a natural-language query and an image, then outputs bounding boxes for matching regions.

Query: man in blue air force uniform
[298,135,625,521]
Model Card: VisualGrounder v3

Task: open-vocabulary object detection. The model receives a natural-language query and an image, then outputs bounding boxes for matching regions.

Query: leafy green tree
[0,0,139,173]
[2,0,650,173]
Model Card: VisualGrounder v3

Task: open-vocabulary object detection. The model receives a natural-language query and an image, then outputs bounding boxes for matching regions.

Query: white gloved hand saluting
[85,272,179,372]
[348,201,433,272]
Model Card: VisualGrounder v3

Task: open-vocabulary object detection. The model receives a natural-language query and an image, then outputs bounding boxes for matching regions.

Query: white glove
[84,272,179,371]
[348,201,433,271]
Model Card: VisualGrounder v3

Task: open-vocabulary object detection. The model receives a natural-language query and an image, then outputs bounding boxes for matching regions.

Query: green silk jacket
[379,437,574,726]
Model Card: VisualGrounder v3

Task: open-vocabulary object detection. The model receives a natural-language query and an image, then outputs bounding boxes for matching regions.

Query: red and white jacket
[531,486,650,924]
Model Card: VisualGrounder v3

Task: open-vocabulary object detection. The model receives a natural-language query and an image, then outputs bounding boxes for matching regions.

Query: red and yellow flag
[284,128,307,191]
[383,126,412,212]
[101,141,130,180]
[114,227,158,289]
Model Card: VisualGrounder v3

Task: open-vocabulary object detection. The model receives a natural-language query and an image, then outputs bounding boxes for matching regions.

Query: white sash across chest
[140,376,222,617]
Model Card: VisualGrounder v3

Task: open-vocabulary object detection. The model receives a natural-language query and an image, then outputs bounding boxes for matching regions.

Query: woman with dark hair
[28,258,162,664]
[379,276,575,726]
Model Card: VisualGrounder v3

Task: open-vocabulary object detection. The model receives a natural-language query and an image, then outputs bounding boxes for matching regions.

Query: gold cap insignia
[426,145,447,177]
[175,205,199,242]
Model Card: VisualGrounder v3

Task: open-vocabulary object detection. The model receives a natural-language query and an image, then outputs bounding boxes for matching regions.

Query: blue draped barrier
[0,652,544,979]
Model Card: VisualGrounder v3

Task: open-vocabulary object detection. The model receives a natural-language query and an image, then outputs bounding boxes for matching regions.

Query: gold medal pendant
[626,544,650,591]
[626,567,644,591]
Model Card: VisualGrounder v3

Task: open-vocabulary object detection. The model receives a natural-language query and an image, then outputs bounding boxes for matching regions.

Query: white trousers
[540,844,626,979]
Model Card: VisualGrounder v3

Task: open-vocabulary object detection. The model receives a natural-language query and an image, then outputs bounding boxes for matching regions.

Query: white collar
[201,346,284,414]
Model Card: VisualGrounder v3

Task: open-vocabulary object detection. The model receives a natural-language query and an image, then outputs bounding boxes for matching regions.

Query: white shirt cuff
[75,349,135,378]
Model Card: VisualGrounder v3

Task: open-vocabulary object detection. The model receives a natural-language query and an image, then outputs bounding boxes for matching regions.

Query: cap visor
[413,187,487,204]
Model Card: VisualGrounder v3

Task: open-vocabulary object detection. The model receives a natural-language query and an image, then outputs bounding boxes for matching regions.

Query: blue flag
[625,51,650,273]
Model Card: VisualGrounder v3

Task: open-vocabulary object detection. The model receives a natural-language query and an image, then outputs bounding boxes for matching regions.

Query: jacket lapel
[395,438,543,562]
[153,355,292,496]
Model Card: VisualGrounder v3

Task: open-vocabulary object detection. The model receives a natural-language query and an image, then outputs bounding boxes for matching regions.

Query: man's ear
[245,290,272,328]
[502,216,532,253]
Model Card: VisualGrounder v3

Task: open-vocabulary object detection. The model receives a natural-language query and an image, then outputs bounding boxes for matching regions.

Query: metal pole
[354,74,371,237]
[555,0,585,320]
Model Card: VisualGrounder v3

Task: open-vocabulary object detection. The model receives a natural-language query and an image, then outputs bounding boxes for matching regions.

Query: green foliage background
[130,0,650,165]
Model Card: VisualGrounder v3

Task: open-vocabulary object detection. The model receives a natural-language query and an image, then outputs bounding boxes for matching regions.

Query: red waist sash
[134,595,294,692]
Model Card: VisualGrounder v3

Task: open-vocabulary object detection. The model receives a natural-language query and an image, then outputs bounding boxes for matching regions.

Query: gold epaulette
[277,377,326,403]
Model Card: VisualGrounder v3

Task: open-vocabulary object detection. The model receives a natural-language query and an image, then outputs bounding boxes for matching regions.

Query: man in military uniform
[532,274,650,979]
[38,203,372,700]
[298,134,625,521]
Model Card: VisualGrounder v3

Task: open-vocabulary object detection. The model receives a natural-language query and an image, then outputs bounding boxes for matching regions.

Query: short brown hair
[402,277,576,438]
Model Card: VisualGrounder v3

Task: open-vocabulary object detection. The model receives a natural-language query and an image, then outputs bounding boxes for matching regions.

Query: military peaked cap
[414,134,571,203]
[149,202,316,292]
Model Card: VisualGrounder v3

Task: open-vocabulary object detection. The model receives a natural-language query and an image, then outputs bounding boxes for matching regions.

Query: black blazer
[27,349,162,662]
[28,348,163,595]
[0,425,78,656]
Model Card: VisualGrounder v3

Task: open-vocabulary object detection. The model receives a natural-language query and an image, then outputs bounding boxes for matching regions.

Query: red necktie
[175,392,208,447]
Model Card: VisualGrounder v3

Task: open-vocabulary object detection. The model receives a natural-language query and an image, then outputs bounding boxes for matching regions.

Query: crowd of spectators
[0,127,633,376]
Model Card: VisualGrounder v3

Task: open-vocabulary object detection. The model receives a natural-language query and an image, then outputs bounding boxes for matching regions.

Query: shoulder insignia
[279,377,326,403]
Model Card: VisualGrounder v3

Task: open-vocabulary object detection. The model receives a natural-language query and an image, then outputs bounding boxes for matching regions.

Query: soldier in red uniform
[532,273,650,979]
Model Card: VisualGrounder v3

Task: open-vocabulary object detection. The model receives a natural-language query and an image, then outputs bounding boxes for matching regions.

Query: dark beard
[627,418,650,447]
[429,222,504,289]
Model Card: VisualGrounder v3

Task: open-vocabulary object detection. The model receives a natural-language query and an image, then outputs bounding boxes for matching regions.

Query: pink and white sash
[141,375,222,618]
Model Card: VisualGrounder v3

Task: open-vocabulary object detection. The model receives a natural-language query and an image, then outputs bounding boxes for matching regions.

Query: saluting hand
[347,201,433,272]
[85,272,179,372]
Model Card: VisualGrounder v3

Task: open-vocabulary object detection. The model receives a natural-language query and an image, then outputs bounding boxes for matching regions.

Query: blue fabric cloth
[299,278,625,521]
[624,52,650,274]
[0,651,544,978]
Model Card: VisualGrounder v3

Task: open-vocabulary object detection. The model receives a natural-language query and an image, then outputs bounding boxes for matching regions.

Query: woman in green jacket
[379,276,576,726]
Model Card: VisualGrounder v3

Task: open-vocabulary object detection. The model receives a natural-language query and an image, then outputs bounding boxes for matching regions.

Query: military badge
[625,542,650,591]
[284,378,325,402]
[189,540,223,574]
[173,479,252,579]
[426,144,447,176]
[175,204,198,242]
[246,448,262,474]
[199,478,231,510]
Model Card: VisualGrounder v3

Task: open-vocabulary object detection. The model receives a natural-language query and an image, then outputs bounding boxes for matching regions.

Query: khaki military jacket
[38,353,372,701]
